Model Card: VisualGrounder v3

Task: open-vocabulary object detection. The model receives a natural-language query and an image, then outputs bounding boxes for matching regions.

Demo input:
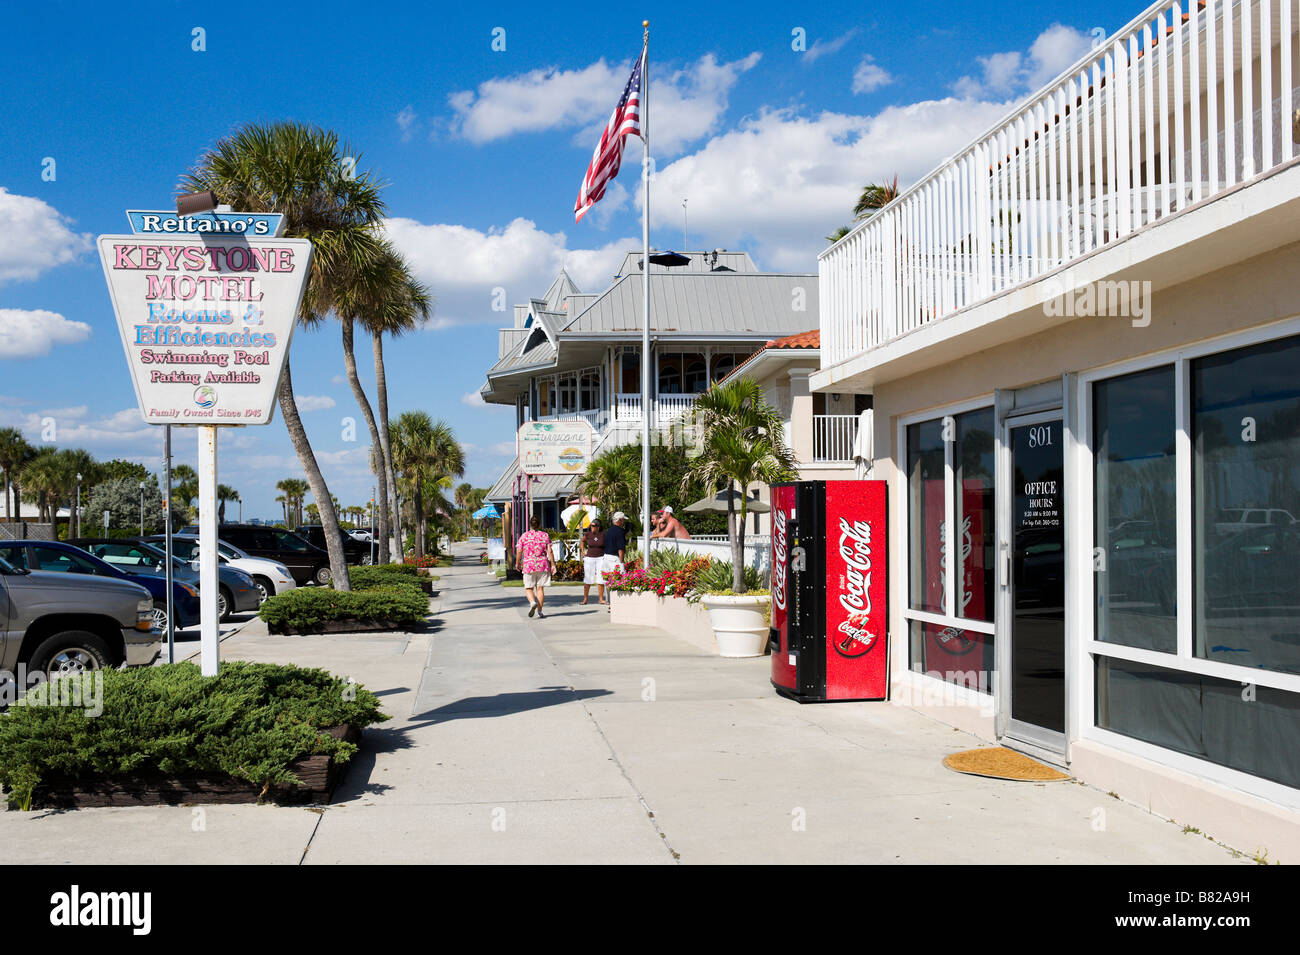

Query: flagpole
[639,20,651,560]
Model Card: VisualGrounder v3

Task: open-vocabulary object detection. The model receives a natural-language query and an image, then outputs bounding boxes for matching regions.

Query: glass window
[658,355,682,394]
[907,419,946,615]
[93,543,155,567]
[0,546,27,570]
[580,370,600,411]
[956,409,995,624]
[1194,335,1300,674]
[620,350,639,393]
[1093,366,1177,652]
[32,546,100,574]
[1095,655,1300,790]
[711,353,739,383]
[273,531,311,552]
[683,355,707,393]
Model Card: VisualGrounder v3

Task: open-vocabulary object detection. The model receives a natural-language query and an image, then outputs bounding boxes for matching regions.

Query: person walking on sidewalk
[580,518,607,605]
[516,516,556,619]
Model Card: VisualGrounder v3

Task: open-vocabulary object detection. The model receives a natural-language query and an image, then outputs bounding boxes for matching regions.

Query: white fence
[640,535,771,575]
[822,0,1298,364]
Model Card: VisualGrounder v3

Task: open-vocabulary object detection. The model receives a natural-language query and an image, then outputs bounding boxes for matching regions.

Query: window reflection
[1094,366,1177,652]
[1194,336,1300,674]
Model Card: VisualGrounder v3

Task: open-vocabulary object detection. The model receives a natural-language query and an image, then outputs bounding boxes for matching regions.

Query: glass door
[1003,412,1067,749]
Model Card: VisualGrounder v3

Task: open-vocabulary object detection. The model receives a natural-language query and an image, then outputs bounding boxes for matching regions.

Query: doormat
[942,747,1069,782]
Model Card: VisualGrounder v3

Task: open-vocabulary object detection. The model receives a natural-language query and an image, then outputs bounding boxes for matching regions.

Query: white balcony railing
[813,414,860,461]
[821,0,1298,366]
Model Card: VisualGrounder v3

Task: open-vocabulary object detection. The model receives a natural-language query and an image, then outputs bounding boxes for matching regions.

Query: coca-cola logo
[837,517,873,618]
[935,625,979,656]
[772,507,788,611]
[835,617,878,657]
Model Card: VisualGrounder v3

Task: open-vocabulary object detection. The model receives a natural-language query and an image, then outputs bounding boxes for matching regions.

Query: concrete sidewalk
[0,545,1247,864]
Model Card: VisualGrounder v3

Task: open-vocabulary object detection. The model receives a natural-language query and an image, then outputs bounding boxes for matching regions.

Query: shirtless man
[649,504,691,540]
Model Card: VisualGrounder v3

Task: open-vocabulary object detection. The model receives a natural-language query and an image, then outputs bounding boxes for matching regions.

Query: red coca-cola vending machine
[769,480,888,702]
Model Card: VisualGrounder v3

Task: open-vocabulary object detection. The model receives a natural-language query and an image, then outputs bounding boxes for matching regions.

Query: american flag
[574,51,645,223]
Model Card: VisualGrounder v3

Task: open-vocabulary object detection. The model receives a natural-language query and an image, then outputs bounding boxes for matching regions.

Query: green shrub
[259,585,428,633]
[693,559,763,595]
[346,566,425,592]
[0,662,388,809]
[348,562,420,578]
[648,548,695,573]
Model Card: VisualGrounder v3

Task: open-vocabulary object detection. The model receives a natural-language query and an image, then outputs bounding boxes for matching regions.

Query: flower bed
[0,662,389,810]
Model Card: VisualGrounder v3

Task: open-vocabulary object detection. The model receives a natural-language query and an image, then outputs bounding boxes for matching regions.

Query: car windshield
[128,540,193,569]
[273,530,311,552]
[217,541,247,560]
[0,553,21,574]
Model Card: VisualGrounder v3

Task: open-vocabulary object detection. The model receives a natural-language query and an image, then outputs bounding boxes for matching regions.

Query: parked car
[184,524,330,586]
[145,534,296,605]
[296,524,374,566]
[0,552,158,676]
[72,537,260,622]
[1213,507,1298,536]
[0,540,200,632]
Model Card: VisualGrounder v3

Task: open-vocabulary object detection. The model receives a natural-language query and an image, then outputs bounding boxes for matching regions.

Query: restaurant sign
[98,216,312,425]
[518,419,594,475]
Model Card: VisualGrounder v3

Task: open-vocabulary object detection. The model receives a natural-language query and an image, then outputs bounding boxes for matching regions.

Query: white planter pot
[700,594,770,658]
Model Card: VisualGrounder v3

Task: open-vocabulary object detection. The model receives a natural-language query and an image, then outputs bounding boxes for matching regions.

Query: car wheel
[152,603,169,633]
[253,576,273,604]
[29,631,114,677]
[314,565,332,586]
[218,586,233,622]
[361,553,374,566]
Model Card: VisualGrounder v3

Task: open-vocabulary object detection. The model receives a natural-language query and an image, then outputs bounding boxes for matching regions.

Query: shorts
[523,571,551,589]
[601,555,624,576]
[583,556,606,585]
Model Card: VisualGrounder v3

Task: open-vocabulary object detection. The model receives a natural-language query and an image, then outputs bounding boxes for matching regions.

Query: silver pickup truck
[0,553,160,676]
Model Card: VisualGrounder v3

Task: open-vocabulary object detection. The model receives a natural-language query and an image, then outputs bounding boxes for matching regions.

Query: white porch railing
[813,414,859,461]
[821,0,1298,366]
[656,393,699,423]
[615,394,642,420]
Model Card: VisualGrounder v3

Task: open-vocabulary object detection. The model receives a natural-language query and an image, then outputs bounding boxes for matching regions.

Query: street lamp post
[138,480,145,536]
[75,472,82,538]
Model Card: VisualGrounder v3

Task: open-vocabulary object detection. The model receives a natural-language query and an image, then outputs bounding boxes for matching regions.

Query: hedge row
[258,585,428,633]
[0,662,388,809]
[346,565,426,592]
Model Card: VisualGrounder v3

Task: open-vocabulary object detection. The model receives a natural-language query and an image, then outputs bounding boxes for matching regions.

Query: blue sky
[0,0,1133,519]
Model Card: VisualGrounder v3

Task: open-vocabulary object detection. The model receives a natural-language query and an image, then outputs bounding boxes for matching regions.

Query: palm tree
[180,122,388,592]
[576,444,640,522]
[18,448,63,526]
[276,478,309,529]
[454,481,474,540]
[335,241,432,563]
[391,412,464,556]
[826,225,853,244]
[0,427,35,521]
[217,484,240,524]
[60,448,98,538]
[172,464,199,524]
[686,377,797,593]
[853,174,901,220]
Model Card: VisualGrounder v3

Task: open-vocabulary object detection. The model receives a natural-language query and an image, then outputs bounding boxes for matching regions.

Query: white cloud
[384,216,632,326]
[803,30,858,64]
[0,190,92,285]
[462,390,508,410]
[295,394,336,412]
[449,52,761,156]
[0,308,92,358]
[852,57,892,94]
[396,105,418,141]
[0,404,157,453]
[953,24,1093,97]
[648,99,1013,271]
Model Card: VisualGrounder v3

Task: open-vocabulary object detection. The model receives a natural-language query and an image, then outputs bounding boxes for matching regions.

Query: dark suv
[194,524,331,586]
[297,525,374,566]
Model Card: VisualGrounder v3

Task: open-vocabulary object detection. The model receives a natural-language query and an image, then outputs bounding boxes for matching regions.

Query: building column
[788,369,814,464]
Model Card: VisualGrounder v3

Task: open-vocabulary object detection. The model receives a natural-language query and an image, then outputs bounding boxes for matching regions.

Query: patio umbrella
[472,504,500,520]
[683,488,770,514]
[853,408,874,479]
[560,503,599,527]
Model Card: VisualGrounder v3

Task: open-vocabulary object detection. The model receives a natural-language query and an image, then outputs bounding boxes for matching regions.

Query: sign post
[100,208,312,676]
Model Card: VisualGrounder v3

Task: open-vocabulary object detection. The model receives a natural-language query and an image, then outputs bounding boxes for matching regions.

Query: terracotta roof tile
[764,329,819,349]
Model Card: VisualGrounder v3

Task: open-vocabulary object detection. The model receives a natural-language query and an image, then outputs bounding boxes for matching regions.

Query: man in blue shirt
[604,512,628,570]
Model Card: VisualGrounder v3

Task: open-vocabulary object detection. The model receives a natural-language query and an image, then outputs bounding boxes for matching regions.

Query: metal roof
[485,459,579,503]
[612,250,758,276]
[542,270,580,312]
[561,271,817,336]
